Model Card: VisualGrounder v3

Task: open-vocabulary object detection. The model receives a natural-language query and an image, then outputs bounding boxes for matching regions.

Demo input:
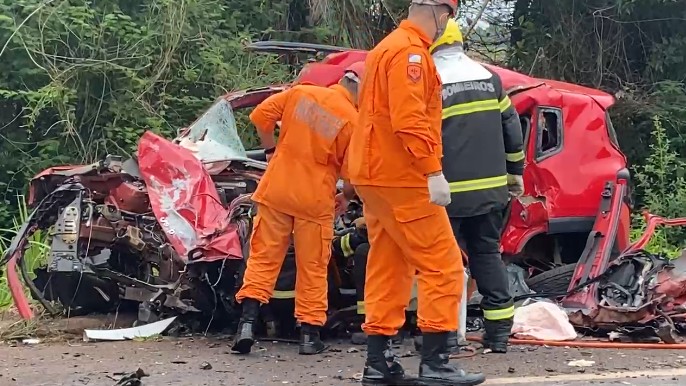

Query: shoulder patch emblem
[407,63,422,82]
[408,54,422,64]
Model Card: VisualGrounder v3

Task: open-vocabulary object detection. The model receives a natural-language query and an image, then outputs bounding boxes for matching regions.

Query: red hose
[467,335,686,349]
[6,251,34,320]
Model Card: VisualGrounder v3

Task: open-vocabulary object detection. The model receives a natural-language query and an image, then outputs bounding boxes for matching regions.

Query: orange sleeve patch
[407,63,422,82]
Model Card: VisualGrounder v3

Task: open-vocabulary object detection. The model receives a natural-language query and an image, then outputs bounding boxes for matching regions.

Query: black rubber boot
[351,331,368,345]
[416,331,459,355]
[231,299,260,354]
[299,323,328,355]
[482,318,513,354]
[418,332,486,386]
[446,331,459,350]
[362,335,418,386]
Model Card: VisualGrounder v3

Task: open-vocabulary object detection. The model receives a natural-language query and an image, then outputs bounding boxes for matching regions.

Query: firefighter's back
[436,50,513,217]
[252,84,356,224]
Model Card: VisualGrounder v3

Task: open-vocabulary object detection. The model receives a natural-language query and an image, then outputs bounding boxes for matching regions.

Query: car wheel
[525,263,576,295]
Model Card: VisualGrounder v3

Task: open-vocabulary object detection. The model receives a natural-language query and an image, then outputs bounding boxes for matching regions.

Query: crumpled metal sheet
[654,249,686,314]
[568,250,686,329]
[137,131,243,262]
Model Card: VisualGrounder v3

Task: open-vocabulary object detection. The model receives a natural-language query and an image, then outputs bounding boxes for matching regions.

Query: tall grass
[631,116,686,257]
[0,196,49,311]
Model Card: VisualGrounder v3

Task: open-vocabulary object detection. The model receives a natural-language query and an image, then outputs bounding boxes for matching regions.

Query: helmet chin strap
[431,6,446,41]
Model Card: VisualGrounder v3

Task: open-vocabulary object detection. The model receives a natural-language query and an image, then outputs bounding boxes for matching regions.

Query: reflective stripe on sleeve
[499,96,513,112]
[340,233,354,257]
[448,175,508,193]
[506,151,525,162]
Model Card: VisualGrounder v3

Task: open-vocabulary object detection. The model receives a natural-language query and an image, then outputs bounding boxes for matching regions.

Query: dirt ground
[2,315,686,385]
[4,336,686,386]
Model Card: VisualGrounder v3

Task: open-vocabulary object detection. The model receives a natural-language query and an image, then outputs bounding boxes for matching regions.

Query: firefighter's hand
[428,173,451,206]
[507,174,524,197]
[335,193,348,216]
[352,217,366,229]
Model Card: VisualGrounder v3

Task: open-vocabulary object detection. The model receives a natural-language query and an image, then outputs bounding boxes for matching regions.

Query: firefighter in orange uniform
[346,1,485,385]
[231,63,365,356]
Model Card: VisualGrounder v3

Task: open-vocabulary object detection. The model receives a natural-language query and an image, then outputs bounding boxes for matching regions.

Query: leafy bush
[631,116,686,256]
[0,196,48,310]
[0,0,293,228]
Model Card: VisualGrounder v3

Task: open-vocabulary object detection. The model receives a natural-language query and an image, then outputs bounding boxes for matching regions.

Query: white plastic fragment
[82,316,177,342]
[567,359,595,367]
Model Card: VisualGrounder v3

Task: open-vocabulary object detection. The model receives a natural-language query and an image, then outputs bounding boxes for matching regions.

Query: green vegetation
[0,196,48,309]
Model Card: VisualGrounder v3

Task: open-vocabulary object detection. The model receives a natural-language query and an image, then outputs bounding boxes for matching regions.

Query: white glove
[428,173,451,206]
[507,174,524,198]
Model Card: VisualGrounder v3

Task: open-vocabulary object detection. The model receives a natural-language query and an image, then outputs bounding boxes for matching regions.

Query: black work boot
[415,331,459,355]
[362,335,418,385]
[351,331,368,345]
[231,299,260,354]
[482,318,513,354]
[299,323,328,355]
[418,332,486,386]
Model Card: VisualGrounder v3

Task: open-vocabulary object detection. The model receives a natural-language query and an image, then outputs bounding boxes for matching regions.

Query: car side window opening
[536,107,563,160]
[519,114,531,152]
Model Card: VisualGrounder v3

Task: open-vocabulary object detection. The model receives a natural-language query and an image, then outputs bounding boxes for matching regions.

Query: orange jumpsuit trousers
[236,203,332,326]
[356,186,464,336]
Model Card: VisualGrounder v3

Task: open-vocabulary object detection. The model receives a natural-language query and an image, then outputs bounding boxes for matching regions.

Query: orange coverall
[347,20,464,336]
[235,84,356,327]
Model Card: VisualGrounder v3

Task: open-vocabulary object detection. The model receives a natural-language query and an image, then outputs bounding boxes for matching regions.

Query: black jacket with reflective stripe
[434,47,524,218]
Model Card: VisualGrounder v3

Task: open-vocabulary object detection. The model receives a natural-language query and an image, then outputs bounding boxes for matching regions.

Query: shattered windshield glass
[182,98,250,162]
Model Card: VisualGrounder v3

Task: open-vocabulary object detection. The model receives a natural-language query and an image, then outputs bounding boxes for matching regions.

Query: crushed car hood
[137,131,243,262]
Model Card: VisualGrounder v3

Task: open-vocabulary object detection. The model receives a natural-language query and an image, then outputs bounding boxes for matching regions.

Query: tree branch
[465,0,492,39]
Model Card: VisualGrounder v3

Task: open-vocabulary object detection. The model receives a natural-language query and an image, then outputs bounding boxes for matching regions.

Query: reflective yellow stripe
[499,96,512,112]
[506,151,525,162]
[442,99,500,119]
[357,301,365,315]
[272,290,295,299]
[340,233,354,257]
[449,175,507,193]
[483,305,515,321]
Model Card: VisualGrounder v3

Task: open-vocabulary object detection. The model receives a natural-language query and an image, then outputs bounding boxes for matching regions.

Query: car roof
[295,50,615,109]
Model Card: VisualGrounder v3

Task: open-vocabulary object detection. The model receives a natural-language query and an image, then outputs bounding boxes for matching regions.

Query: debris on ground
[567,359,596,367]
[110,368,148,386]
[83,317,177,342]
[200,361,212,370]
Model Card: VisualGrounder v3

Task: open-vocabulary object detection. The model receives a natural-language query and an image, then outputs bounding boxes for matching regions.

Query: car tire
[525,263,576,295]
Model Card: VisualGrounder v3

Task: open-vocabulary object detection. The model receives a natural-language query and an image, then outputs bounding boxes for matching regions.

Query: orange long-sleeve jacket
[249,84,356,225]
[347,20,443,188]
